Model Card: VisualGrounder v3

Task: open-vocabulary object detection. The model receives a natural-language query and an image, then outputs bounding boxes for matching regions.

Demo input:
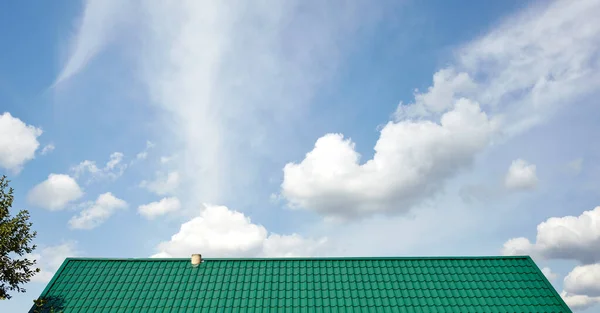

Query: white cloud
[138,197,181,219]
[541,267,558,282]
[456,0,600,136]
[153,204,327,258]
[0,112,42,172]
[54,0,134,84]
[501,237,533,257]
[502,206,600,264]
[40,143,55,155]
[282,0,600,219]
[140,171,180,196]
[134,141,155,161]
[60,0,600,218]
[69,192,127,230]
[502,205,600,311]
[71,151,127,181]
[394,68,477,119]
[561,292,600,312]
[28,242,78,283]
[395,0,600,138]
[27,174,84,210]
[60,0,391,208]
[136,152,147,160]
[504,159,538,191]
[564,264,600,297]
[71,160,101,177]
[105,152,123,170]
[282,99,498,219]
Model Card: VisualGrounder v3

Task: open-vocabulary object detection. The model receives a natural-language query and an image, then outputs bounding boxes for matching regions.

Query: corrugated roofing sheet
[30,256,571,313]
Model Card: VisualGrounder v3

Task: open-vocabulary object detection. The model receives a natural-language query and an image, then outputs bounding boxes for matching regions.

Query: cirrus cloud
[564,264,600,298]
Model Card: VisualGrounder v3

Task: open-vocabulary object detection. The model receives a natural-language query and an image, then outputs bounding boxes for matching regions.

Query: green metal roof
[31,256,571,313]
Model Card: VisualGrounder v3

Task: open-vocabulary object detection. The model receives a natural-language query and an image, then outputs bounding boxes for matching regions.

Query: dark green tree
[0,175,39,299]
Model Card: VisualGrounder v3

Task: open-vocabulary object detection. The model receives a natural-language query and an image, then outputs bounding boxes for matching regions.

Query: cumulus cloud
[504,159,538,191]
[501,237,533,257]
[138,197,181,219]
[564,264,600,297]
[27,174,84,210]
[502,206,600,264]
[282,99,498,219]
[28,242,78,283]
[71,151,127,181]
[502,205,600,311]
[153,205,327,258]
[140,171,180,196]
[0,112,42,172]
[394,68,477,119]
[69,192,127,230]
[561,292,600,312]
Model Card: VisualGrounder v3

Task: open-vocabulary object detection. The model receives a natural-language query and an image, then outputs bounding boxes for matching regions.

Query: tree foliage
[33,296,64,313]
[0,175,39,299]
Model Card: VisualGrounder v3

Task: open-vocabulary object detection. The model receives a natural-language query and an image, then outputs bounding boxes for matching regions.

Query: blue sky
[2,0,600,311]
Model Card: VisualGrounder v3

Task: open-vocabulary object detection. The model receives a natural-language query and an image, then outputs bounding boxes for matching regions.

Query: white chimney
[191,254,202,267]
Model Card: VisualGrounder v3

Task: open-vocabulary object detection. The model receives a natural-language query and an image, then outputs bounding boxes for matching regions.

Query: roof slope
[31,256,571,313]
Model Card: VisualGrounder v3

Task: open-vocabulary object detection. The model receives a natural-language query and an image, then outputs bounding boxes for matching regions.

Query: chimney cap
[191,254,202,267]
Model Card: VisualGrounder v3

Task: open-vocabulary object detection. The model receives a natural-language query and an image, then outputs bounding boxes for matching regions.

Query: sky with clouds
[1,0,600,311]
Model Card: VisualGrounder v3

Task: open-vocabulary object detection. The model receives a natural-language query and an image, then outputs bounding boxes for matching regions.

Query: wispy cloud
[71,152,127,182]
[40,143,55,155]
[140,171,180,196]
[56,0,394,207]
[54,0,135,85]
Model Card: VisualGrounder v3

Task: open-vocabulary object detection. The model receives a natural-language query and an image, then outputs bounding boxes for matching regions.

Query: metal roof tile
[30,256,571,312]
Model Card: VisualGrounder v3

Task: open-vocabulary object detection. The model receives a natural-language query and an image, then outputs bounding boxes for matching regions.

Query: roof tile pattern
[31,256,571,313]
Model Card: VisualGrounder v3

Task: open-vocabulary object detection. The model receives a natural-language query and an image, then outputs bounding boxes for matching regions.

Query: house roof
[31,256,571,313]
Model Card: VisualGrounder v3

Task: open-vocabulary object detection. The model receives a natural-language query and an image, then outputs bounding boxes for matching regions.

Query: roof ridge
[65,255,531,261]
